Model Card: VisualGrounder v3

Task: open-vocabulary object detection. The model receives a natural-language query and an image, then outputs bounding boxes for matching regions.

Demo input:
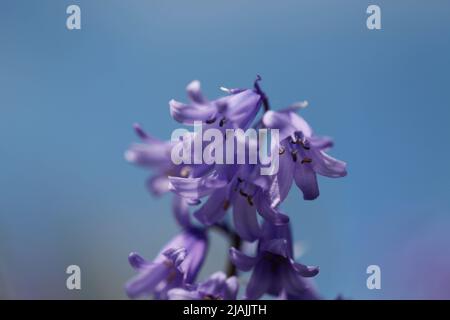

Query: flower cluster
[125,77,347,299]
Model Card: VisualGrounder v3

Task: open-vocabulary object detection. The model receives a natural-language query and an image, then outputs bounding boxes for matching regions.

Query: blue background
[1,0,449,299]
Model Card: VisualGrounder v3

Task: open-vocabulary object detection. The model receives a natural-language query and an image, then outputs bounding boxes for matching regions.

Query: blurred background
[1,0,449,299]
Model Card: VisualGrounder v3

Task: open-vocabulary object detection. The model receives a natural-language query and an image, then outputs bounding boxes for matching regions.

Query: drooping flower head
[230,221,319,299]
[125,77,347,300]
[125,124,205,196]
[169,162,290,242]
[169,80,262,130]
[263,107,347,200]
[125,228,208,299]
[125,124,210,227]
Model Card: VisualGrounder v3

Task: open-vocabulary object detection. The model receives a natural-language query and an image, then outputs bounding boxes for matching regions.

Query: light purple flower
[169,164,289,242]
[125,77,348,301]
[125,124,210,196]
[263,108,347,200]
[169,80,262,130]
[125,124,181,196]
[167,271,239,300]
[229,222,319,299]
[125,124,212,227]
[125,228,208,299]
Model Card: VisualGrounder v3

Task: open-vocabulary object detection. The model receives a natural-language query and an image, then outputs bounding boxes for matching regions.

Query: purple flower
[263,108,347,200]
[229,222,319,299]
[125,124,209,196]
[125,77,348,301]
[125,124,181,196]
[167,271,239,300]
[125,228,208,299]
[169,164,289,242]
[125,124,211,227]
[169,80,262,130]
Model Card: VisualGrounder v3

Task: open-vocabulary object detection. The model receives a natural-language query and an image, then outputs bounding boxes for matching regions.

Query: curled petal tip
[291,101,309,109]
[303,194,319,201]
[294,263,319,277]
[186,80,205,103]
[186,80,201,92]
[229,247,257,271]
[128,251,140,261]
[220,86,231,93]
[124,150,136,163]
[133,123,148,139]
[272,213,290,226]
[128,252,147,269]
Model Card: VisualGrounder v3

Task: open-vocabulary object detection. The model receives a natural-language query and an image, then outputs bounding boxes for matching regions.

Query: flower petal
[224,90,262,128]
[128,252,151,270]
[198,271,227,297]
[154,229,206,265]
[173,196,192,228]
[294,163,319,200]
[168,172,228,199]
[256,193,290,225]
[146,175,170,196]
[167,288,201,300]
[224,276,239,300]
[288,112,313,138]
[245,260,272,299]
[125,262,170,299]
[232,194,261,242]
[194,187,229,225]
[229,247,257,271]
[313,150,347,178]
[268,142,295,206]
[262,111,296,141]
[186,80,207,104]
[309,136,334,150]
[291,261,320,277]
[260,239,290,258]
[263,111,312,141]
[173,197,192,227]
[169,99,217,125]
[125,142,171,168]
[179,231,209,283]
[281,264,308,294]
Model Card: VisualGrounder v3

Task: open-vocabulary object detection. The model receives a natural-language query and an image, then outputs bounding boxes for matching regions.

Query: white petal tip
[186,80,201,92]
[220,86,231,93]
[124,150,136,162]
[292,101,309,109]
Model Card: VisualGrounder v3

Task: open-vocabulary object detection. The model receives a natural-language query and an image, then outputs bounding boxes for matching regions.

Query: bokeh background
[1,0,449,299]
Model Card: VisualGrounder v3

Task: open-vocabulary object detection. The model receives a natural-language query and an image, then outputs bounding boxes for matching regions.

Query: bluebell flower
[169,80,262,130]
[167,271,239,300]
[229,222,319,299]
[125,123,209,196]
[125,228,208,299]
[125,77,348,301]
[263,107,347,200]
[169,163,289,242]
[125,124,210,227]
